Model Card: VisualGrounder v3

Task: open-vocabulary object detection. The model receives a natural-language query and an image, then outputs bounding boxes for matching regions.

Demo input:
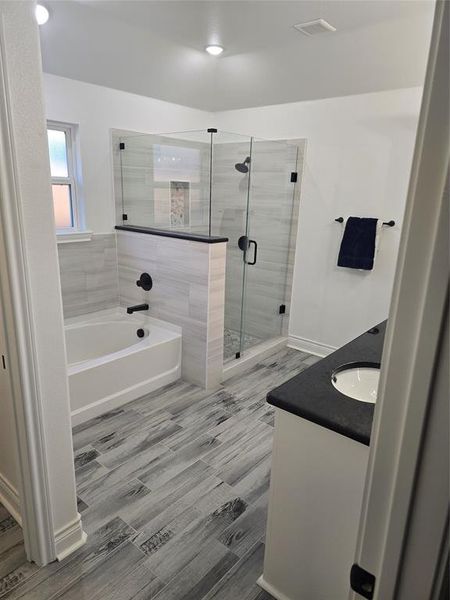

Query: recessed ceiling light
[205,45,224,56]
[35,4,50,26]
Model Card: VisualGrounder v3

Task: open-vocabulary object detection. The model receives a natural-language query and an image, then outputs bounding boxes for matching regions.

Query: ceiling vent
[294,18,337,36]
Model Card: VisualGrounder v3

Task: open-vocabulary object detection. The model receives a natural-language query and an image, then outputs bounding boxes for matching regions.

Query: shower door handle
[247,240,258,265]
[238,236,257,265]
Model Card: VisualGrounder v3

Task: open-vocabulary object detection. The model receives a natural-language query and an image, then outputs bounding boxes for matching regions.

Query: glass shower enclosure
[117,128,299,362]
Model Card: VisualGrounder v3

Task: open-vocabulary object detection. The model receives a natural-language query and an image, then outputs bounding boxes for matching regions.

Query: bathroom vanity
[259,323,386,600]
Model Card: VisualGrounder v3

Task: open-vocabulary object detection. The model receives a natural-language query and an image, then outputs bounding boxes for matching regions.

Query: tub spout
[127,303,149,314]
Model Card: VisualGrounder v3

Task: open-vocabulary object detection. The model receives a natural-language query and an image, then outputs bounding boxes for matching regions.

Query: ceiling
[39,0,435,111]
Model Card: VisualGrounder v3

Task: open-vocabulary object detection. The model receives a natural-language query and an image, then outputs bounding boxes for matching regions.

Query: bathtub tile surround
[206,242,227,388]
[117,229,226,388]
[58,226,226,414]
[57,234,119,318]
[0,347,318,598]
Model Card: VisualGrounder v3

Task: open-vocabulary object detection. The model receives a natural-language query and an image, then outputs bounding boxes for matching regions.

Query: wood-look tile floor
[0,347,319,600]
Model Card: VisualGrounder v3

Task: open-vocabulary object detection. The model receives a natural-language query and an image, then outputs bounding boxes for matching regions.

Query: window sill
[56,230,93,244]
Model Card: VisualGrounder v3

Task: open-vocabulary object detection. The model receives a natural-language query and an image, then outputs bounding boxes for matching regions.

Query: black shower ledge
[267,321,387,446]
[115,225,228,244]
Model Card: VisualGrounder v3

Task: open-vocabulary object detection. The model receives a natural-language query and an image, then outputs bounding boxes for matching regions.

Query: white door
[350,3,449,599]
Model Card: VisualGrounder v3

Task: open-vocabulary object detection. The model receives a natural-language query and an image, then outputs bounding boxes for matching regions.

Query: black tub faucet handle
[136,273,153,291]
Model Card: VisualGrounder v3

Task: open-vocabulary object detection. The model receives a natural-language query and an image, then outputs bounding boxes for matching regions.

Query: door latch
[350,564,375,599]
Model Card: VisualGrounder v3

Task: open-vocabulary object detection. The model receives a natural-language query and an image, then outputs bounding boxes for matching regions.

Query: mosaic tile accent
[224,328,262,361]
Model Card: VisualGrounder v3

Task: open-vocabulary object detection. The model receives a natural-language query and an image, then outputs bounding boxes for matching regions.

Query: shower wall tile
[57,234,119,318]
[116,230,226,388]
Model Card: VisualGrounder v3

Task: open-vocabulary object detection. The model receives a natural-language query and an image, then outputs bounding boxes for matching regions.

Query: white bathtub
[65,308,182,425]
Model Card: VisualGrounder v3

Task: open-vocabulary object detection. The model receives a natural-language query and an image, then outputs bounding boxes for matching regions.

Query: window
[47,122,81,232]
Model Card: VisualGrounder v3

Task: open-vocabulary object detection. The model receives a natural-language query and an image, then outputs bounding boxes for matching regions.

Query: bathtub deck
[0,347,319,600]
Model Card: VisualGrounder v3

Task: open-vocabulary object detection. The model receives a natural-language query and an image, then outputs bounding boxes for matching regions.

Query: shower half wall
[112,128,305,366]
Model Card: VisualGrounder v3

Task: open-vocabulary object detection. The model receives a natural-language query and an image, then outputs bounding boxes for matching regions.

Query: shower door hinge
[290,172,298,183]
[119,142,125,150]
[122,213,128,221]
[279,304,286,314]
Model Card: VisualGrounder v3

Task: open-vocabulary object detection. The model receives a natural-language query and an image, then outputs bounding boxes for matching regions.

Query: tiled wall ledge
[56,230,93,244]
[116,229,226,389]
[115,225,228,244]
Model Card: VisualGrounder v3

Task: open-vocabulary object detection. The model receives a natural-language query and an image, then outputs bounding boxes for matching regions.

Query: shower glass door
[209,131,253,360]
[239,139,298,355]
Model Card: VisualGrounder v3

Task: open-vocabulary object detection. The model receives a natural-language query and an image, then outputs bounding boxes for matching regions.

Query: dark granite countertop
[115,225,228,244]
[267,321,387,446]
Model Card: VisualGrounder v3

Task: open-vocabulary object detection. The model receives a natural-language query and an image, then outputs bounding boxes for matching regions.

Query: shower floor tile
[224,327,262,360]
[0,347,320,600]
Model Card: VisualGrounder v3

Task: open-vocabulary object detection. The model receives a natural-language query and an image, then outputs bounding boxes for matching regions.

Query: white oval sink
[331,363,380,403]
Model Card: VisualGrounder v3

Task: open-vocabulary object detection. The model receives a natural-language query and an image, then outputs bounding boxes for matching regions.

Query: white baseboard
[257,575,293,600]
[287,334,336,358]
[0,472,21,525]
[55,513,87,561]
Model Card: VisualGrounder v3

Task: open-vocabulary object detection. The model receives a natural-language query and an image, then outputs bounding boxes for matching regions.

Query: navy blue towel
[337,217,378,270]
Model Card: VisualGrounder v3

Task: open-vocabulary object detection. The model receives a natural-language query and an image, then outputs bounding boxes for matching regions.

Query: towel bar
[335,217,395,227]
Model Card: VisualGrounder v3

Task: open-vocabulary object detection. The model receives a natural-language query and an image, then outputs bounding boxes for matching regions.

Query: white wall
[43,73,213,233]
[216,88,423,350]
